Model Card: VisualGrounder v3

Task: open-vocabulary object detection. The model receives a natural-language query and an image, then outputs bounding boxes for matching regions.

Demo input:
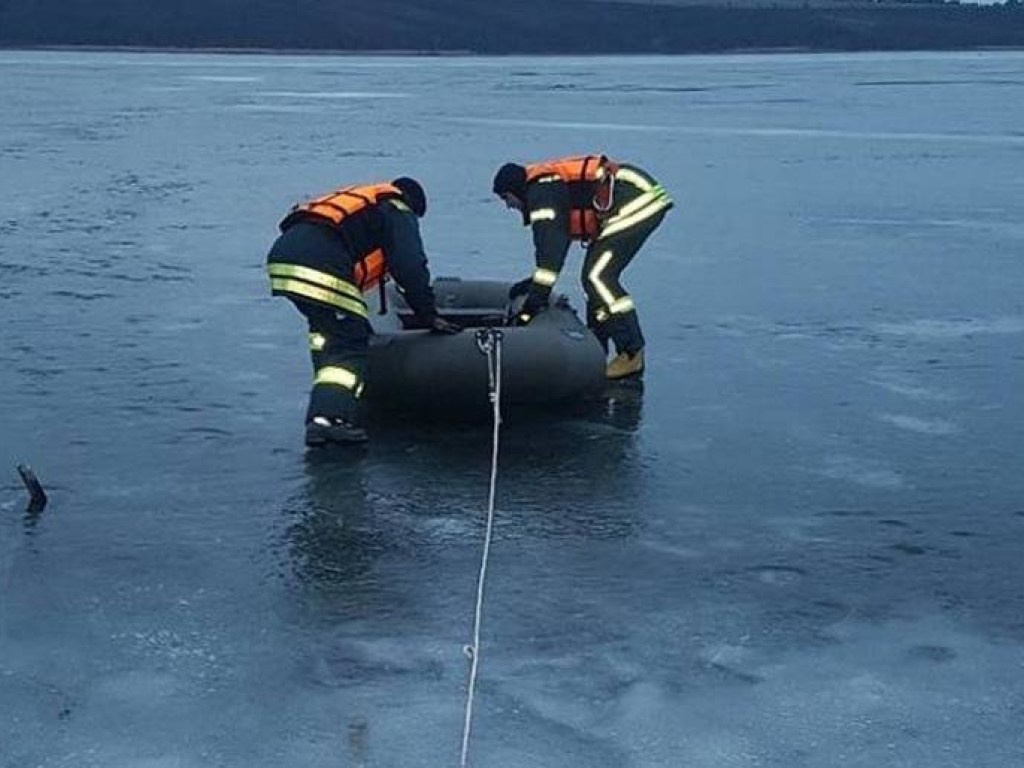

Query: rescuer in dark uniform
[268,177,460,446]
[492,155,672,379]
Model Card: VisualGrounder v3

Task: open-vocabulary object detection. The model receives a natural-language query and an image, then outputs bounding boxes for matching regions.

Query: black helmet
[392,176,427,217]
[492,163,527,198]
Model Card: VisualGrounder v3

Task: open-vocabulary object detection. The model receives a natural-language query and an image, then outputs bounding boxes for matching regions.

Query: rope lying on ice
[460,328,504,768]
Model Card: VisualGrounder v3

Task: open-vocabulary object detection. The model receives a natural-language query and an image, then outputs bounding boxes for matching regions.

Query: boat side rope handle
[460,328,504,767]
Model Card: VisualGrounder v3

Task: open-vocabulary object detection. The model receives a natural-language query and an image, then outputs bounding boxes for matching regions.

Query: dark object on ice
[367,278,606,418]
[15,464,47,513]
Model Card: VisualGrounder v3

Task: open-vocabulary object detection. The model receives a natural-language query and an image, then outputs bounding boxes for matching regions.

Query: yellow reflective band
[270,278,369,318]
[536,175,559,184]
[267,264,364,301]
[529,208,557,223]
[595,307,610,323]
[532,267,559,287]
[587,250,617,307]
[597,197,672,240]
[390,199,412,214]
[594,166,605,179]
[615,167,654,192]
[354,382,365,399]
[314,366,359,390]
[609,296,635,314]
[608,190,662,221]
[309,332,327,351]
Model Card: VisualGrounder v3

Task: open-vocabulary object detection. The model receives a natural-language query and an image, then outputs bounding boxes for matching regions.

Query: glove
[429,316,462,335]
[521,291,548,317]
[508,277,533,300]
[511,292,548,326]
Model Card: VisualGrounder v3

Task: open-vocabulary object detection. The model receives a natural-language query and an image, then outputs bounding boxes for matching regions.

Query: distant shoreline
[0,45,478,57]
[3,44,1024,57]
[2,2,1022,57]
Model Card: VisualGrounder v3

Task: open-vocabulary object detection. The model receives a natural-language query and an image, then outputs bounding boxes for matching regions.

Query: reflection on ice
[878,413,959,435]
[185,75,264,83]
[817,455,906,490]
[876,316,1024,338]
[257,91,412,99]
[447,116,1024,144]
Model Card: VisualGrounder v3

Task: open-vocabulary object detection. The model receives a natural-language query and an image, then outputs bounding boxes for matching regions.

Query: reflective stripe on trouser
[268,263,369,318]
[582,207,668,356]
[289,298,371,424]
[598,171,673,240]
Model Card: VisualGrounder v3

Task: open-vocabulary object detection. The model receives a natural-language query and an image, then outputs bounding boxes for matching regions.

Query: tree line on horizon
[1,0,1022,53]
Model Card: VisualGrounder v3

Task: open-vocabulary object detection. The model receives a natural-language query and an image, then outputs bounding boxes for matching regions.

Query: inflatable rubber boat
[366,278,606,417]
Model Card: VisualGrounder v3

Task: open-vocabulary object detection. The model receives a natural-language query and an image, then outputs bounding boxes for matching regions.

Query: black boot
[305,416,368,446]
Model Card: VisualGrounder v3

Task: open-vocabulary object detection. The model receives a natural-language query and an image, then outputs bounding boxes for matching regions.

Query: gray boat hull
[366,278,606,417]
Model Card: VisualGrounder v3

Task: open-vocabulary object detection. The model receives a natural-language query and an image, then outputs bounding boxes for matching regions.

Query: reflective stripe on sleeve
[532,267,559,286]
[314,366,359,390]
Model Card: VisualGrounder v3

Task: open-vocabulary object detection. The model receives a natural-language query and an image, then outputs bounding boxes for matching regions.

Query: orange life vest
[524,155,618,241]
[281,182,402,291]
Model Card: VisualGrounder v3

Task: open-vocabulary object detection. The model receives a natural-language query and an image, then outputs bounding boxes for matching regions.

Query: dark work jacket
[522,163,670,285]
[268,199,438,321]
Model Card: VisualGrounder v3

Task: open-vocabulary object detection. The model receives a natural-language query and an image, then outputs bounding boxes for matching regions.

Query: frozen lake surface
[1,50,1023,766]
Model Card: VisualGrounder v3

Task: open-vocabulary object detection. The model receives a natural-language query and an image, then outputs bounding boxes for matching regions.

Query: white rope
[460,330,503,767]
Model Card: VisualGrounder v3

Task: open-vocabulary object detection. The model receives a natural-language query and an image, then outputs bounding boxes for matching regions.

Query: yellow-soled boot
[606,348,645,380]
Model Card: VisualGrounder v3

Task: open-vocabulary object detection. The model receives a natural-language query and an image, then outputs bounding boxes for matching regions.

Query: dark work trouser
[290,298,372,425]
[582,209,667,356]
